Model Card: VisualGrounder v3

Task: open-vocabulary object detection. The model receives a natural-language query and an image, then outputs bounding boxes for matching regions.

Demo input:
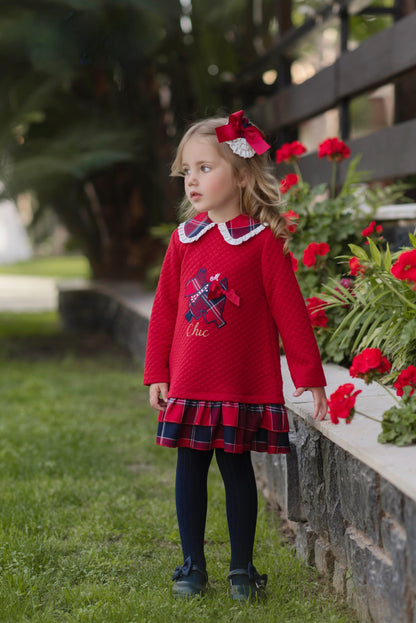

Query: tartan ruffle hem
[156,398,290,454]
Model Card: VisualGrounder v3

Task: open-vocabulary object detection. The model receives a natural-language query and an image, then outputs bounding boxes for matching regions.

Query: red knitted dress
[144,212,326,454]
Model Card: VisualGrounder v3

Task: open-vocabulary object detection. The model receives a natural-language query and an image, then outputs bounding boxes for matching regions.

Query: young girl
[144,110,327,600]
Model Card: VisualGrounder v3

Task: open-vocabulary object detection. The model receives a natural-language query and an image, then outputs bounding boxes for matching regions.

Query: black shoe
[172,556,208,597]
[228,562,267,601]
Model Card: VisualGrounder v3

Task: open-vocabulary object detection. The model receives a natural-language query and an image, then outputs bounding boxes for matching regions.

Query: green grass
[0,312,61,339]
[0,313,358,623]
[0,255,90,279]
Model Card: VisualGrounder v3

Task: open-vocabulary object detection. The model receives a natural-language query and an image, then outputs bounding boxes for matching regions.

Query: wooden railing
[246,9,416,185]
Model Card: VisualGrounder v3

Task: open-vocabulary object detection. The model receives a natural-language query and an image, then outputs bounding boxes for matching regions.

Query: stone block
[404,496,416,588]
[380,476,405,525]
[366,543,394,623]
[59,290,118,333]
[253,453,284,512]
[314,537,334,578]
[345,526,370,585]
[251,452,267,488]
[346,576,371,622]
[321,440,346,562]
[254,432,304,522]
[332,559,347,595]
[345,522,407,623]
[264,453,280,509]
[252,452,273,506]
[111,303,149,362]
[269,453,287,510]
[292,418,327,536]
[286,432,305,521]
[344,525,397,623]
[295,522,317,566]
[58,288,151,363]
[337,450,380,545]
[381,515,406,572]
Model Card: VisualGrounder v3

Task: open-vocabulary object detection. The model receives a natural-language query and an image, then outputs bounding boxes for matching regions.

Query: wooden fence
[246,6,416,185]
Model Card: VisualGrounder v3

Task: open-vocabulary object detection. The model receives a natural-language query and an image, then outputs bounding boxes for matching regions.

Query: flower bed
[276,137,416,447]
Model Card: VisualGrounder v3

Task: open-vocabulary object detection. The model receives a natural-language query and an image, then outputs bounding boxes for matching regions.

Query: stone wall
[58,285,150,361]
[58,282,416,623]
[252,414,416,623]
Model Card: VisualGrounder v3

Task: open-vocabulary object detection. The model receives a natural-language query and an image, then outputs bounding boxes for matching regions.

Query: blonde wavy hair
[171,117,290,250]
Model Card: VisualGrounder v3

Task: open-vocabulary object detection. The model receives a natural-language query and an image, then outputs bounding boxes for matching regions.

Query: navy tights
[175,447,258,571]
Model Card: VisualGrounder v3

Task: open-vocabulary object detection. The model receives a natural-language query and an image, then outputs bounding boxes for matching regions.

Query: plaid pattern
[182,213,264,242]
[185,268,227,328]
[183,215,212,239]
[156,398,290,455]
[225,216,263,240]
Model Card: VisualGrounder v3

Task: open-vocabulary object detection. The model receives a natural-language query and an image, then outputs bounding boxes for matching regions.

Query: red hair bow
[215,110,270,155]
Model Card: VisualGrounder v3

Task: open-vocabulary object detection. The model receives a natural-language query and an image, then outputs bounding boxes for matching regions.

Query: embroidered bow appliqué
[184,268,240,329]
[208,281,240,307]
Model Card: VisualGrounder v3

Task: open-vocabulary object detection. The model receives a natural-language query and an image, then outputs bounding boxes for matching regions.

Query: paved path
[0,275,156,315]
[0,275,58,311]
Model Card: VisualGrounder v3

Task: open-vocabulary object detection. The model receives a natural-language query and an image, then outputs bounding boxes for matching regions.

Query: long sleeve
[261,234,326,390]
[143,231,183,385]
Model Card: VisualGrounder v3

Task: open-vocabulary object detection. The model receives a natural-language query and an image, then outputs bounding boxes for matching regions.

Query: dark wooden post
[339,5,350,140]
[276,0,296,144]
[394,0,416,128]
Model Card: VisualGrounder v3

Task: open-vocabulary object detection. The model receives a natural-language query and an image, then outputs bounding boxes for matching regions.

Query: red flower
[361,221,383,237]
[328,383,362,424]
[349,256,365,277]
[280,173,299,194]
[282,209,300,232]
[302,242,330,268]
[318,137,351,162]
[391,250,416,285]
[393,365,416,398]
[276,141,306,164]
[289,251,298,272]
[306,297,329,328]
[349,348,391,384]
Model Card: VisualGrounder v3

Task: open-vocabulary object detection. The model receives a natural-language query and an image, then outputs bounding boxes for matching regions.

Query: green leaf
[409,233,416,249]
[368,239,381,266]
[352,309,384,351]
[348,244,368,262]
[338,308,368,347]
[383,243,392,271]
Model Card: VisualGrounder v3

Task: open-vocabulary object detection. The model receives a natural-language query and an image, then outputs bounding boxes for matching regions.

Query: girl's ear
[237,167,249,188]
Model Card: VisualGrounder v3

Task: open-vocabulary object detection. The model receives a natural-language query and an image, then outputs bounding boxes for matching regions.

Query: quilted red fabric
[144,213,326,403]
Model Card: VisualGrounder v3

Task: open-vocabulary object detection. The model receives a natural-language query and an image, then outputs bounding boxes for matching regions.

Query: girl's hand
[293,386,328,421]
[149,383,169,411]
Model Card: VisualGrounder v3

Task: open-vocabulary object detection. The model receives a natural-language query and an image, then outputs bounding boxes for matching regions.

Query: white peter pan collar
[178,213,267,246]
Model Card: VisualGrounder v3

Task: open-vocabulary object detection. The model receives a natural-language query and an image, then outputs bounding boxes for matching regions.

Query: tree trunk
[84,163,165,280]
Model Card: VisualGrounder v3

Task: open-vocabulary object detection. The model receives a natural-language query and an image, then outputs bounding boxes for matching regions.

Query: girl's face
[181,136,242,223]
